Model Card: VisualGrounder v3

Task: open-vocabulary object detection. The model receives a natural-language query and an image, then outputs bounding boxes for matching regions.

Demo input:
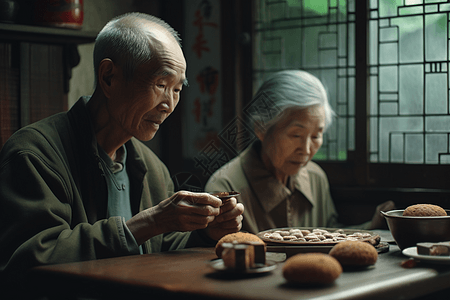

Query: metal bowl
[381,209,450,250]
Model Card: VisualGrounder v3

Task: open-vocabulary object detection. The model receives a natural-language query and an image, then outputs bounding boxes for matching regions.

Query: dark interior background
[1,0,449,227]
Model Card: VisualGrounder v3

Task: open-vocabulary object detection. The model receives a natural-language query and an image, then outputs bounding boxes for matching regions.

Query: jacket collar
[67,97,147,216]
[241,141,315,213]
[67,96,100,158]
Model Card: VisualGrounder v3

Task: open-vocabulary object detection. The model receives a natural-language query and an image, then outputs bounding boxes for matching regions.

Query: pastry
[403,204,447,216]
[417,242,450,256]
[221,243,252,270]
[209,191,240,204]
[215,232,265,258]
[282,253,342,285]
[329,240,378,266]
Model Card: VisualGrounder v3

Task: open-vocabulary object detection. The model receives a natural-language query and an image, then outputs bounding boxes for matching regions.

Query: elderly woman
[205,70,393,234]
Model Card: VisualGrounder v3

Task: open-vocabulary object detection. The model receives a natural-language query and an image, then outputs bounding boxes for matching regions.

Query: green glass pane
[425,134,448,163]
[378,0,404,18]
[302,0,329,15]
[254,0,354,161]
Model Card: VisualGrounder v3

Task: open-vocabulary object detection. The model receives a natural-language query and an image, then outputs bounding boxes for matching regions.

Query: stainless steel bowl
[381,209,450,250]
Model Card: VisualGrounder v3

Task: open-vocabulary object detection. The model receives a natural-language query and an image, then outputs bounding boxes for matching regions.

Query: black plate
[209,259,277,274]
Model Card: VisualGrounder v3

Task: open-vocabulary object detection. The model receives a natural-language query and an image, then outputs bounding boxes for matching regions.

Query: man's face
[107,34,187,141]
[259,105,325,180]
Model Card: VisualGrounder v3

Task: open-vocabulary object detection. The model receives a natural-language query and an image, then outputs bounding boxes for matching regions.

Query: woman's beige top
[205,141,345,234]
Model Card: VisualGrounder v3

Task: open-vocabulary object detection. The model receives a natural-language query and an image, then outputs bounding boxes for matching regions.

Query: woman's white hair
[251,70,335,132]
[93,12,180,86]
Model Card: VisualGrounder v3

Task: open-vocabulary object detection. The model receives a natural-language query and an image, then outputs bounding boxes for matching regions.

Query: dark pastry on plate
[417,242,450,256]
[282,253,342,285]
[221,243,252,269]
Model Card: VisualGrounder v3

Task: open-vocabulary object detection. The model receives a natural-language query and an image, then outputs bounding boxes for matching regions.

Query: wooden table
[29,243,450,300]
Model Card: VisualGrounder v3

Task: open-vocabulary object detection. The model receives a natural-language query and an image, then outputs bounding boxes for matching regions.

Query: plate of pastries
[257,227,381,247]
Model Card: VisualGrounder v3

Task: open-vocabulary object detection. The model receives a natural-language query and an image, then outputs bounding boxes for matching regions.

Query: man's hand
[126,191,222,245]
[369,200,395,229]
[204,196,245,241]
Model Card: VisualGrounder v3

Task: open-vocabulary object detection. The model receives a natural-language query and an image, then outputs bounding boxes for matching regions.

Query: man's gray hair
[93,12,180,86]
[251,70,335,132]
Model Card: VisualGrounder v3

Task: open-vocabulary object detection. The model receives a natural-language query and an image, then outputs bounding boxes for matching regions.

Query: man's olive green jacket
[0,97,211,284]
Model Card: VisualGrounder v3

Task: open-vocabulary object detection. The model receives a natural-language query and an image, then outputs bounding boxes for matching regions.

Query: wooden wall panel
[0,42,67,149]
[27,43,66,125]
[0,42,19,145]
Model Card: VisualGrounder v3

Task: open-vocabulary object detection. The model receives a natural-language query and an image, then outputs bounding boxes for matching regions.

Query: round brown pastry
[329,241,378,267]
[215,232,265,258]
[282,253,342,285]
[403,204,447,217]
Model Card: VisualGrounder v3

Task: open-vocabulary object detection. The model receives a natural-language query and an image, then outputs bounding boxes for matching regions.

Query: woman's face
[258,105,326,184]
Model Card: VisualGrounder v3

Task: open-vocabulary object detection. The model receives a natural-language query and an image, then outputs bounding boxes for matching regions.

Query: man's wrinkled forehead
[152,67,189,86]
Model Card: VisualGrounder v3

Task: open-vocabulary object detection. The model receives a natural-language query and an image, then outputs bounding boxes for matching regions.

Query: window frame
[246,0,450,190]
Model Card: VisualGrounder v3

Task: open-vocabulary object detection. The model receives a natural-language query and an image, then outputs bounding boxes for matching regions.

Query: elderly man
[0,12,244,285]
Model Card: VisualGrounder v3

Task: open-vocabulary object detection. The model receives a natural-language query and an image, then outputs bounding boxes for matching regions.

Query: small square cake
[417,242,450,256]
[221,241,266,269]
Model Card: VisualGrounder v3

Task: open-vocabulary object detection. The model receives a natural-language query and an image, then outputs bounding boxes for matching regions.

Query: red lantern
[33,0,84,29]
